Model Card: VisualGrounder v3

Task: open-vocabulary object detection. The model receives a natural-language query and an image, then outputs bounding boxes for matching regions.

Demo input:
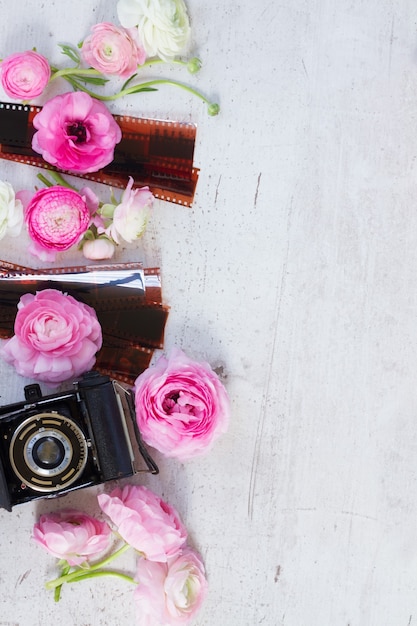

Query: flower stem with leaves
[46,543,136,601]
[49,44,219,115]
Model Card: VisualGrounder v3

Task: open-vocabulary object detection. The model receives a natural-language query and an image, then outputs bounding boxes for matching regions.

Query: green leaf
[110,189,118,205]
[121,73,138,91]
[127,86,158,94]
[82,229,96,241]
[59,43,81,65]
[62,76,85,93]
[75,75,108,86]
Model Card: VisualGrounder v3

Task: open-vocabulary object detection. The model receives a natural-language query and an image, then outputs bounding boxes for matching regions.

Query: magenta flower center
[66,121,88,144]
[163,392,181,412]
[162,391,204,418]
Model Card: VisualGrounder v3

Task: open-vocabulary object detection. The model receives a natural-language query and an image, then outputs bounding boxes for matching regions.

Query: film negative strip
[0,101,199,206]
[0,261,163,306]
[94,341,154,386]
[0,260,169,385]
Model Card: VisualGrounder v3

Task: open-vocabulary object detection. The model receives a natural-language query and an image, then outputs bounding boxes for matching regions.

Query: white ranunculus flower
[117,0,191,60]
[0,180,24,240]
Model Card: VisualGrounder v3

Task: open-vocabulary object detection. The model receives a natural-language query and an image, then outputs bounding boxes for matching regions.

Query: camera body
[0,371,158,511]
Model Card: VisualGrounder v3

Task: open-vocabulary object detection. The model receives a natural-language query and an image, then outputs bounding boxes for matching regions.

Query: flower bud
[207,102,220,116]
[187,57,202,74]
[82,236,116,260]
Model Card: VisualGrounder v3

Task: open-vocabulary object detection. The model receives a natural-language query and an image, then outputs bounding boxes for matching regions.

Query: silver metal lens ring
[9,412,88,493]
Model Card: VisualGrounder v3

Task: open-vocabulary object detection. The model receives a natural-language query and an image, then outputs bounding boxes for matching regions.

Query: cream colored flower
[0,180,23,240]
[107,178,153,244]
[117,0,191,60]
[82,236,116,260]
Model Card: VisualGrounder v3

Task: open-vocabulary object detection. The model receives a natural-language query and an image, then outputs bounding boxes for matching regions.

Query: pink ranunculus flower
[25,186,90,260]
[134,348,230,460]
[134,548,208,626]
[0,50,51,100]
[107,177,153,244]
[97,485,187,562]
[81,22,146,78]
[31,92,122,174]
[0,289,102,385]
[32,509,112,566]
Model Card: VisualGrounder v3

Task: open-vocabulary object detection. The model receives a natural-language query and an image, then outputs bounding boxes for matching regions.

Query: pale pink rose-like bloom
[82,236,116,260]
[97,485,187,562]
[0,289,102,385]
[0,50,51,100]
[134,348,230,460]
[107,178,153,244]
[25,186,90,260]
[32,509,112,566]
[81,22,146,78]
[134,548,208,626]
[31,92,122,174]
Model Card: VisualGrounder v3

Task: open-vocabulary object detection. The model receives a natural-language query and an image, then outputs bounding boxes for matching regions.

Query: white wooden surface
[1,1,417,624]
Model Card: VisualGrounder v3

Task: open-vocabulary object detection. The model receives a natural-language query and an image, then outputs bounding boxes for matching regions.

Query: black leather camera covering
[0,456,11,511]
[77,371,134,481]
[0,371,158,510]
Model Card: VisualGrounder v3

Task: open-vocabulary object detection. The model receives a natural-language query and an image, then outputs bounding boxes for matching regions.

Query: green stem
[52,58,188,78]
[45,543,131,590]
[129,78,211,104]
[67,570,136,585]
[37,171,77,190]
[63,76,214,104]
[51,65,219,114]
[50,67,103,81]
[36,173,54,188]
[54,586,62,603]
[54,563,70,602]
[140,58,188,70]
[50,171,77,189]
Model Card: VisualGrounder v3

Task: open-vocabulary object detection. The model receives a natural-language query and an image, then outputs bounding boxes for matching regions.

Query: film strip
[0,101,199,206]
[0,261,163,306]
[0,260,169,385]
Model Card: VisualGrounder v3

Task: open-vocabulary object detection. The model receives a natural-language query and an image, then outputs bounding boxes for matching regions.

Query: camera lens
[9,412,88,493]
[32,436,65,469]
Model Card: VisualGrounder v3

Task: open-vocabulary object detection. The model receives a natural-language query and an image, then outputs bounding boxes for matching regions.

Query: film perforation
[0,101,199,206]
[0,258,151,281]
[0,260,168,382]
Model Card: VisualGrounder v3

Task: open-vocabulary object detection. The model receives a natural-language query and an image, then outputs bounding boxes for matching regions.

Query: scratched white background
[1,0,417,625]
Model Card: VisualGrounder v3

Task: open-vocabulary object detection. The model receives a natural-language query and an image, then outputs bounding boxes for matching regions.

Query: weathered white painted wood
[1,1,417,624]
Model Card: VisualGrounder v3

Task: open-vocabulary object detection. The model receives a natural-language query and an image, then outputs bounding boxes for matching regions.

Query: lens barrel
[9,412,88,492]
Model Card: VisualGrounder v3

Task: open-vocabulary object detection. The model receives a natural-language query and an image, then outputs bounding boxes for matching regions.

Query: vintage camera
[0,371,158,511]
